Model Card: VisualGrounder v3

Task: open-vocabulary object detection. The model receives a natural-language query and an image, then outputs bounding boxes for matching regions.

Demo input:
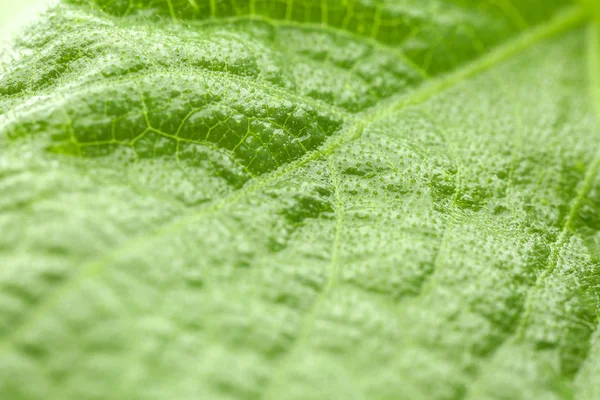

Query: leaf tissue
[0,1,599,399]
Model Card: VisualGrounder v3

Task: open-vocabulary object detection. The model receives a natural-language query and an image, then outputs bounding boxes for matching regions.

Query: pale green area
[0,0,51,42]
[0,1,599,399]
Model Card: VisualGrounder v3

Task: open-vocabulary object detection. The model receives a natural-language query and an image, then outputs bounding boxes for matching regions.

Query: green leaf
[579,0,600,21]
[0,1,599,399]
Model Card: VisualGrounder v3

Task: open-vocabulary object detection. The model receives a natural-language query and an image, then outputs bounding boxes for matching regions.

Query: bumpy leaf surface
[0,1,599,399]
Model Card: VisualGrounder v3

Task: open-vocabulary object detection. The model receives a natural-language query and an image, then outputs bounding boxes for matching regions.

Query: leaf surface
[0,1,599,399]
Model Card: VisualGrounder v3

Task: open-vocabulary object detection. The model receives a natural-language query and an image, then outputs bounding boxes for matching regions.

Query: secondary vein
[462,18,600,399]
[260,156,344,400]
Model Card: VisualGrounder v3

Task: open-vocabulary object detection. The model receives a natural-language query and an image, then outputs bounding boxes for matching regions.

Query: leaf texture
[0,1,599,399]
